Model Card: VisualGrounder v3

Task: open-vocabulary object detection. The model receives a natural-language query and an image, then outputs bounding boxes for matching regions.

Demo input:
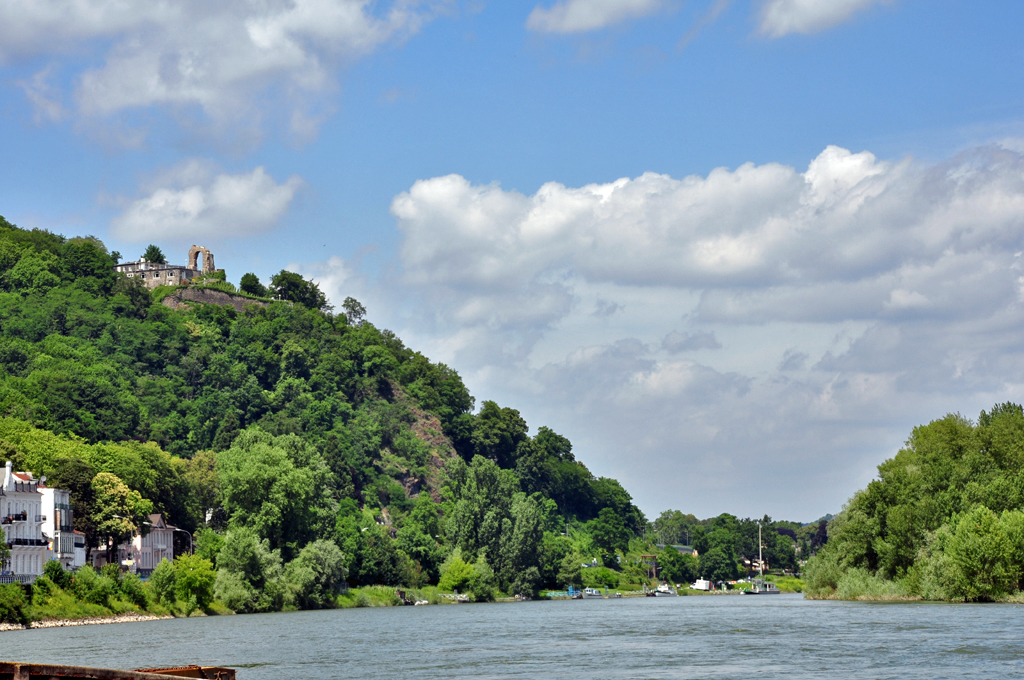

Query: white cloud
[526,0,664,34]
[379,142,1024,519]
[110,160,303,241]
[17,67,67,124]
[758,0,892,38]
[2,0,446,140]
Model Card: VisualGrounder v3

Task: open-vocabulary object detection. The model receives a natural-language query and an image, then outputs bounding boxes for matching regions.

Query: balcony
[6,538,47,547]
[34,515,46,523]
[1,512,27,524]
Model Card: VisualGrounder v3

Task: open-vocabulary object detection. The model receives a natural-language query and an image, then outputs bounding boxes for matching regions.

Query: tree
[342,297,366,325]
[269,270,330,311]
[142,245,167,264]
[659,546,697,584]
[91,472,153,563]
[589,507,630,556]
[214,527,286,613]
[557,551,583,589]
[438,548,474,592]
[175,554,216,614]
[239,273,268,298]
[699,547,737,581]
[285,539,347,609]
[150,559,177,604]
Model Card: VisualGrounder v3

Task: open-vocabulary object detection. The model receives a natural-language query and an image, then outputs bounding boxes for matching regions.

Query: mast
[758,523,763,579]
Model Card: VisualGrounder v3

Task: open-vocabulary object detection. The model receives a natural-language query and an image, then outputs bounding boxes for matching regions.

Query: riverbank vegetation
[805,404,1024,602]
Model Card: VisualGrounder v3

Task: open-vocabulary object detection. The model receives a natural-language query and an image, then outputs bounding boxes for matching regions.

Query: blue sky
[3,0,1024,521]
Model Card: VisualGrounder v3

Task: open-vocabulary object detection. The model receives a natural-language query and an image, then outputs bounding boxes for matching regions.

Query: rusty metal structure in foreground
[0,663,235,680]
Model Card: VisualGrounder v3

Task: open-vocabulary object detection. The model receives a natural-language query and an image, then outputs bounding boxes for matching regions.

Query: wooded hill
[0,215,646,602]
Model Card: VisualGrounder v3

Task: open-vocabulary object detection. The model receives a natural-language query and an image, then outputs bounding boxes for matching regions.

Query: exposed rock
[161,287,272,314]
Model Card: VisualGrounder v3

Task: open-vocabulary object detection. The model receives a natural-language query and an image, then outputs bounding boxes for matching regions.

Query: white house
[40,486,76,570]
[1,461,48,583]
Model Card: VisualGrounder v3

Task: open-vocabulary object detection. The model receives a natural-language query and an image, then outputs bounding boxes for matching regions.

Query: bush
[119,573,149,608]
[0,583,30,626]
[150,559,177,604]
[72,566,116,607]
[43,560,71,590]
[175,555,216,614]
[213,570,256,613]
[284,540,347,610]
[582,566,620,589]
[438,549,473,592]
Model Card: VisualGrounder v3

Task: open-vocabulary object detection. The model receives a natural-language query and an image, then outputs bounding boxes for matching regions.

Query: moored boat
[742,579,781,595]
[581,587,605,599]
[0,663,236,679]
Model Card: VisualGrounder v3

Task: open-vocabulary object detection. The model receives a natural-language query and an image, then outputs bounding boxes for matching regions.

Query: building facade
[40,487,76,570]
[1,461,48,583]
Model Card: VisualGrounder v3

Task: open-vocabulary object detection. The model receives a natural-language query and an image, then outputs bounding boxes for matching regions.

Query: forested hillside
[806,404,1024,601]
[0,215,649,604]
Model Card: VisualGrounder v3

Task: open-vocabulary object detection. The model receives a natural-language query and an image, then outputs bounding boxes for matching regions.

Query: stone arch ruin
[188,245,216,273]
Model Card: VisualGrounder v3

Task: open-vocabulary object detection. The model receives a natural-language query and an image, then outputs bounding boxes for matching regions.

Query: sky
[2,0,1024,523]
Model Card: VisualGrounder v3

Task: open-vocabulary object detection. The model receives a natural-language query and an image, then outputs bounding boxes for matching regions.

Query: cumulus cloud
[110,160,302,241]
[758,0,892,37]
[384,142,1024,518]
[526,0,664,33]
[1,0,446,139]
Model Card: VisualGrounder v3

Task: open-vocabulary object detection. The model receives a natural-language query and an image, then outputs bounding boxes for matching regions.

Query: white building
[1,461,48,583]
[40,486,76,570]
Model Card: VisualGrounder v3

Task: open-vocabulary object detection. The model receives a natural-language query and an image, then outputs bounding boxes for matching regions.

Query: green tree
[659,546,697,584]
[589,507,630,557]
[342,297,366,325]
[556,551,583,589]
[142,245,167,264]
[438,549,474,592]
[699,547,737,581]
[284,539,347,609]
[150,559,177,604]
[214,527,286,613]
[91,472,153,563]
[269,270,330,311]
[239,273,268,298]
[174,553,216,614]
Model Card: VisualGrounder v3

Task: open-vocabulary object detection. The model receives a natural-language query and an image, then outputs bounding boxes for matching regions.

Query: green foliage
[658,546,697,584]
[150,559,177,604]
[91,472,153,560]
[0,216,649,612]
[284,539,347,609]
[43,559,71,590]
[0,583,31,626]
[213,527,285,613]
[810,404,1024,601]
[175,554,216,614]
[239,273,268,298]
[438,549,473,592]
[195,528,225,567]
[269,270,329,311]
[142,245,166,265]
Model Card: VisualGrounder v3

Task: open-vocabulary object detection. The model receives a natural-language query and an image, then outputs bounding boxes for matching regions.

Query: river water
[3,594,1023,679]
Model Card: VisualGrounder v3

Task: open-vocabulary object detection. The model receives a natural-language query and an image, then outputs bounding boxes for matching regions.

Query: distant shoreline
[0,613,173,632]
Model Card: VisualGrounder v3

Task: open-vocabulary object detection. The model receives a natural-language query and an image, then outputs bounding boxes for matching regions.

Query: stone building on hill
[114,245,220,290]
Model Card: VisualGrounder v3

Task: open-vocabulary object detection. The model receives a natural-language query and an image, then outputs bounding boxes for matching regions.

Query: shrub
[284,540,347,610]
[119,573,148,608]
[150,559,177,604]
[175,555,216,613]
[0,583,30,626]
[43,560,71,590]
[581,566,620,589]
[438,549,473,592]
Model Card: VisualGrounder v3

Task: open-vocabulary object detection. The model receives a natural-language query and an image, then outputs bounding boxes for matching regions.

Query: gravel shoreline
[0,613,173,632]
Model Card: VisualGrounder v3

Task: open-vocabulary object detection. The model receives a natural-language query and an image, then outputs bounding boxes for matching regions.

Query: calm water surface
[3,594,1023,679]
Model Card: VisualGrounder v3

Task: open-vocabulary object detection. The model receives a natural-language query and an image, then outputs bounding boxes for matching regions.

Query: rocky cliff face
[160,286,272,313]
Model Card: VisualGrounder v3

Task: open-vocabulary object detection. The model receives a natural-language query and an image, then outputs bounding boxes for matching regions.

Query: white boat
[653,583,677,597]
[581,587,605,599]
[743,579,781,595]
[690,578,712,591]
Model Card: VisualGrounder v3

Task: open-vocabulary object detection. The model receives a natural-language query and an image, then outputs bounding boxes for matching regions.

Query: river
[3,594,1023,678]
